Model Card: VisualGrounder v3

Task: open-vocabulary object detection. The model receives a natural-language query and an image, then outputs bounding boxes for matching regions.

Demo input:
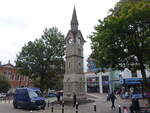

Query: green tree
[0,73,11,93]
[16,27,65,92]
[89,0,150,88]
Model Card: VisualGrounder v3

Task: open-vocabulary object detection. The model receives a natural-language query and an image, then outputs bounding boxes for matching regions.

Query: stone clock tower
[63,7,86,102]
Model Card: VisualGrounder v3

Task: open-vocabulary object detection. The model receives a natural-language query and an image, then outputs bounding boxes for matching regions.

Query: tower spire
[71,6,78,32]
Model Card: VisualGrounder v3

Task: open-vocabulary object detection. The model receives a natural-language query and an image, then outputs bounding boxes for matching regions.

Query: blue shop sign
[120,78,142,85]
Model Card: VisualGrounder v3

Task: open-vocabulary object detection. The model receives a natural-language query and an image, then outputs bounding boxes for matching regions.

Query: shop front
[120,78,143,99]
[87,76,99,93]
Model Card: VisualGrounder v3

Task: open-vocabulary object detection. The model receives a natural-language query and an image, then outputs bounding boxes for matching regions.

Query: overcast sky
[0,0,119,71]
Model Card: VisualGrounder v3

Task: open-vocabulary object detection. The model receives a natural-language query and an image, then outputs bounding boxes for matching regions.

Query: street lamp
[109,67,113,93]
[141,81,144,98]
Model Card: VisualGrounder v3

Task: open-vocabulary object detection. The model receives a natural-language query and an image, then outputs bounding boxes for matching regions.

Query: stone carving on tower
[63,7,86,102]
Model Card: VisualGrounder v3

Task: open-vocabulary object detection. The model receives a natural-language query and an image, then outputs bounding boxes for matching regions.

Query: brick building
[0,61,31,92]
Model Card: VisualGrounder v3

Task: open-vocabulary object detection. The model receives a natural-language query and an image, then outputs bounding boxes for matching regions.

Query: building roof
[0,63,15,69]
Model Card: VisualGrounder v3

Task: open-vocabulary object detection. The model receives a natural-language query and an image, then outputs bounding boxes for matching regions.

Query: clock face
[68,37,74,44]
[76,37,81,44]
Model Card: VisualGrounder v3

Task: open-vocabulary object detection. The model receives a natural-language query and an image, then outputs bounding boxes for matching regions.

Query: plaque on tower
[63,7,86,102]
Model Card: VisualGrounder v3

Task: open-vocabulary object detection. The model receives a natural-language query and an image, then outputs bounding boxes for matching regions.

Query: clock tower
[63,7,86,102]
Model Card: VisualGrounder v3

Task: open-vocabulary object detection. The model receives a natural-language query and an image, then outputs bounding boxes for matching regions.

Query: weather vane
[74,0,79,7]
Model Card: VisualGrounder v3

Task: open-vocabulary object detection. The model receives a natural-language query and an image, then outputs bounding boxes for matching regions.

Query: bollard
[62,101,64,113]
[145,104,148,113]
[118,105,121,113]
[93,103,96,112]
[76,102,79,113]
[51,102,54,112]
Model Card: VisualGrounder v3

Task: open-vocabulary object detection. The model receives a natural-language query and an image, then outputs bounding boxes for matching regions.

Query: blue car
[48,92,57,97]
[131,93,143,99]
[13,88,46,110]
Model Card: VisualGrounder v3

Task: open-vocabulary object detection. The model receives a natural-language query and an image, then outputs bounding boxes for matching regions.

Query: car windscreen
[28,90,39,98]
[35,90,42,97]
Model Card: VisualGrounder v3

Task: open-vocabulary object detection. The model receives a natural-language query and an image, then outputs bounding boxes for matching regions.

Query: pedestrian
[129,98,140,113]
[109,92,117,109]
[57,92,60,102]
[73,93,76,107]
[107,92,110,102]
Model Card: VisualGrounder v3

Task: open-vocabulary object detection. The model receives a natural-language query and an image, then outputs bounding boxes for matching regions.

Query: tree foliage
[16,27,65,92]
[0,73,11,93]
[89,0,150,86]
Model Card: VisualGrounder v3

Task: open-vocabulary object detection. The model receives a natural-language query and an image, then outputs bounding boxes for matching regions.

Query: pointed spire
[71,6,78,32]
[71,6,78,25]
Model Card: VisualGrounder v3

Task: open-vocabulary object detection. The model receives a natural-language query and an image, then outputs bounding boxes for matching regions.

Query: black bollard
[51,102,54,112]
[62,101,64,113]
[118,105,121,113]
[76,102,79,113]
[93,103,96,112]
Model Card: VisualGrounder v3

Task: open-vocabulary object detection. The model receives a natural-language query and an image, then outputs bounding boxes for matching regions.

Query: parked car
[121,93,130,99]
[13,88,46,110]
[48,92,57,97]
[0,93,7,98]
[131,93,143,99]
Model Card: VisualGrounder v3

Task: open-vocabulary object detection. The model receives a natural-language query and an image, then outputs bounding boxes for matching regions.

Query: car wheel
[41,106,45,110]
[13,102,18,109]
[26,105,31,110]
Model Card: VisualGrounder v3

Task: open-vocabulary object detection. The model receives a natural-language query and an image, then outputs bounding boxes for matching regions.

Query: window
[29,91,38,98]
[11,74,14,80]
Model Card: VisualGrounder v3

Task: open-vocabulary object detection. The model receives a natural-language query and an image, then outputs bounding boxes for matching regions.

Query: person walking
[57,92,60,102]
[129,98,140,113]
[73,93,76,107]
[107,92,110,102]
[109,92,117,109]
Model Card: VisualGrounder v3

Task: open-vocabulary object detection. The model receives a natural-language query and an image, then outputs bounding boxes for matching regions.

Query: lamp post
[109,67,113,93]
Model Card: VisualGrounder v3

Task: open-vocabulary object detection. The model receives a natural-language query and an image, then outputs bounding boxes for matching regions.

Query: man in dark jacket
[73,93,76,107]
[109,92,117,109]
[57,92,60,102]
[129,98,140,113]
